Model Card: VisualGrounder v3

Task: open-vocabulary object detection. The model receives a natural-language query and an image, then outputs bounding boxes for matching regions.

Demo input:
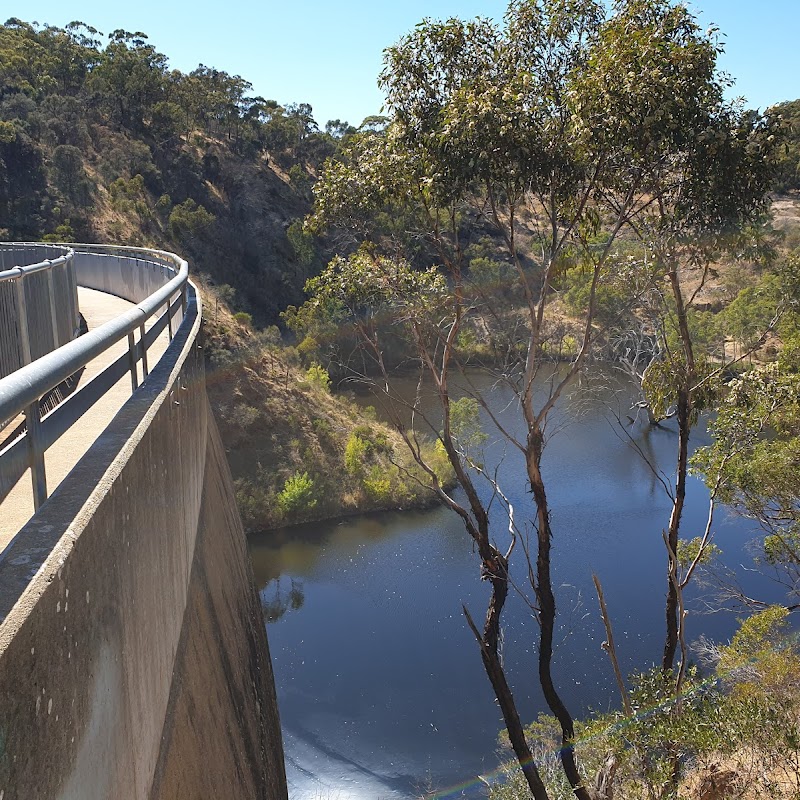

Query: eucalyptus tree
[694,362,800,611]
[692,253,800,615]
[770,99,800,193]
[307,6,611,797]
[299,1,773,796]
[577,0,780,675]
[91,30,168,130]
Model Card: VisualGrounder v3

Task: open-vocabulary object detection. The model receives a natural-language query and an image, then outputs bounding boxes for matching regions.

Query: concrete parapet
[148,414,287,800]
[0,287,287,798]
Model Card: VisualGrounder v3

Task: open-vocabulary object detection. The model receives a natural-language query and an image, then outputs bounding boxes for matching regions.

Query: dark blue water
[249,369,781,799]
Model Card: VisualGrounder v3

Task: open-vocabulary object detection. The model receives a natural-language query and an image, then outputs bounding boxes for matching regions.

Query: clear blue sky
[12,0,800,129]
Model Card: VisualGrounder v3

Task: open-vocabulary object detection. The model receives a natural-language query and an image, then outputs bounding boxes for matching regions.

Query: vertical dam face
[0,247,287,799]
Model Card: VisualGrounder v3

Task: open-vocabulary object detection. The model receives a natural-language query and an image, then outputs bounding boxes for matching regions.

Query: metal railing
[0,243,191,512]
[0,244,80,381]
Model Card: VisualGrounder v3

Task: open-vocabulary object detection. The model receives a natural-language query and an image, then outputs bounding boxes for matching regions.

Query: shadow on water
[250,367,784,799]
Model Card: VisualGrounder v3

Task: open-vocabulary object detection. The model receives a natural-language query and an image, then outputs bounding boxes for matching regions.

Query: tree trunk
[528,430,592,800]
[662,389,689,672]
[469,552,551,800]
[662,265,695,674]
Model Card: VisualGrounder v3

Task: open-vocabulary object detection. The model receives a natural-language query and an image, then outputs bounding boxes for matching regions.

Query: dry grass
[200,282,442,531]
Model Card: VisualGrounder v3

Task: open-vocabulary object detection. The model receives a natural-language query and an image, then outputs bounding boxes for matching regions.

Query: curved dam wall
[0,284,287,798]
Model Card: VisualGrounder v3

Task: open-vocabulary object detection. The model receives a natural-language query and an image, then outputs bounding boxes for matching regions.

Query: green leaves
[167,198,214,241]
[676,536,721,569]
[448,397,488,458]
[718,605,792,677]
[641,354,719,424]
[304,249,448,324]
[0,120,15,143]
[308,127,414,232]
[287,219,315,267]
[276,471,317,516]
[692,364,800,594]
[768,99,800,192]
[577,0,720,157]
[304,363,331,393]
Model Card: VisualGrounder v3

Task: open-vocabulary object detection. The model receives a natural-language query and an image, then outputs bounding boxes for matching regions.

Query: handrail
[0,254,187,424]
[0,243,191,514]
[0,244,73,278]
[0,254,73,283]
[0,244,80,383]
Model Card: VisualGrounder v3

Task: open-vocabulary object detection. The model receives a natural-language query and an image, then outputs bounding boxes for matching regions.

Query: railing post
[15,271,48,508]
[68,257,80,337]
[25,401,48,511]
[140,322,149,379]
[46,263,60,349]
[13,271,32,366]
[127,332,139,391]
[166,296,174,342]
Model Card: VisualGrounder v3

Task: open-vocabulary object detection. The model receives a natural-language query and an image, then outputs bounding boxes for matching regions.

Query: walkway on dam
[0,287,171,551]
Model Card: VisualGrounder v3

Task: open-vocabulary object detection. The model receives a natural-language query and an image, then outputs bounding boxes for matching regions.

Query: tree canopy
[298,2,785,798]
[770,98,800,192]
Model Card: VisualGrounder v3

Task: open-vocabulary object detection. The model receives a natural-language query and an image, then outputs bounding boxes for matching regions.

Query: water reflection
[260,577,305,622]
[250,368,781,800]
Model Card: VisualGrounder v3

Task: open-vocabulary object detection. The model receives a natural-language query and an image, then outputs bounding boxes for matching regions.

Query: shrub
[296,335,319,362]
[469,256,516,290]
[363,467,392,503]
[277,471,317,515]
[288,163,311,193]
[425,439,455,486]
[42,221,75,243]
[351,423,373,439]
[228,403,259,429]
[258,325,281,348]
[235,477,272,532]
[344,434,370,478]
[311,417,333,439]
[305,363,331,392]
[168,198,214,240]
[233,311,253,328]
[0,120,16,143]
[287,218,315,266]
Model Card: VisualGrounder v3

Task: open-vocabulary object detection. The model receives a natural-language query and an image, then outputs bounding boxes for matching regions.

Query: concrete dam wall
[0,275,287,798]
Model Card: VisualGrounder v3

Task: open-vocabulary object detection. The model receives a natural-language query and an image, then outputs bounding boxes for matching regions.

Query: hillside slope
[202,292,450,531]
[0,19,336,325]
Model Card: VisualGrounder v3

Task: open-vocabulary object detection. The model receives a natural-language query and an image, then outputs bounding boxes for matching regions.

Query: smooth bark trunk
[663,267,694,673]
[467,554,551,800]
[528,429,592,800]
[662,393,690,672]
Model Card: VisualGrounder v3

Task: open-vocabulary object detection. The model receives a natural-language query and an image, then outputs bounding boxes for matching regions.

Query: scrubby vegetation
[202,291,453,530]
[490,606,800,800]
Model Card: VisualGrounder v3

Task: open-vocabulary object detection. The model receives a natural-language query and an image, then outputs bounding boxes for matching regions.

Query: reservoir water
[249,369,780,799]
